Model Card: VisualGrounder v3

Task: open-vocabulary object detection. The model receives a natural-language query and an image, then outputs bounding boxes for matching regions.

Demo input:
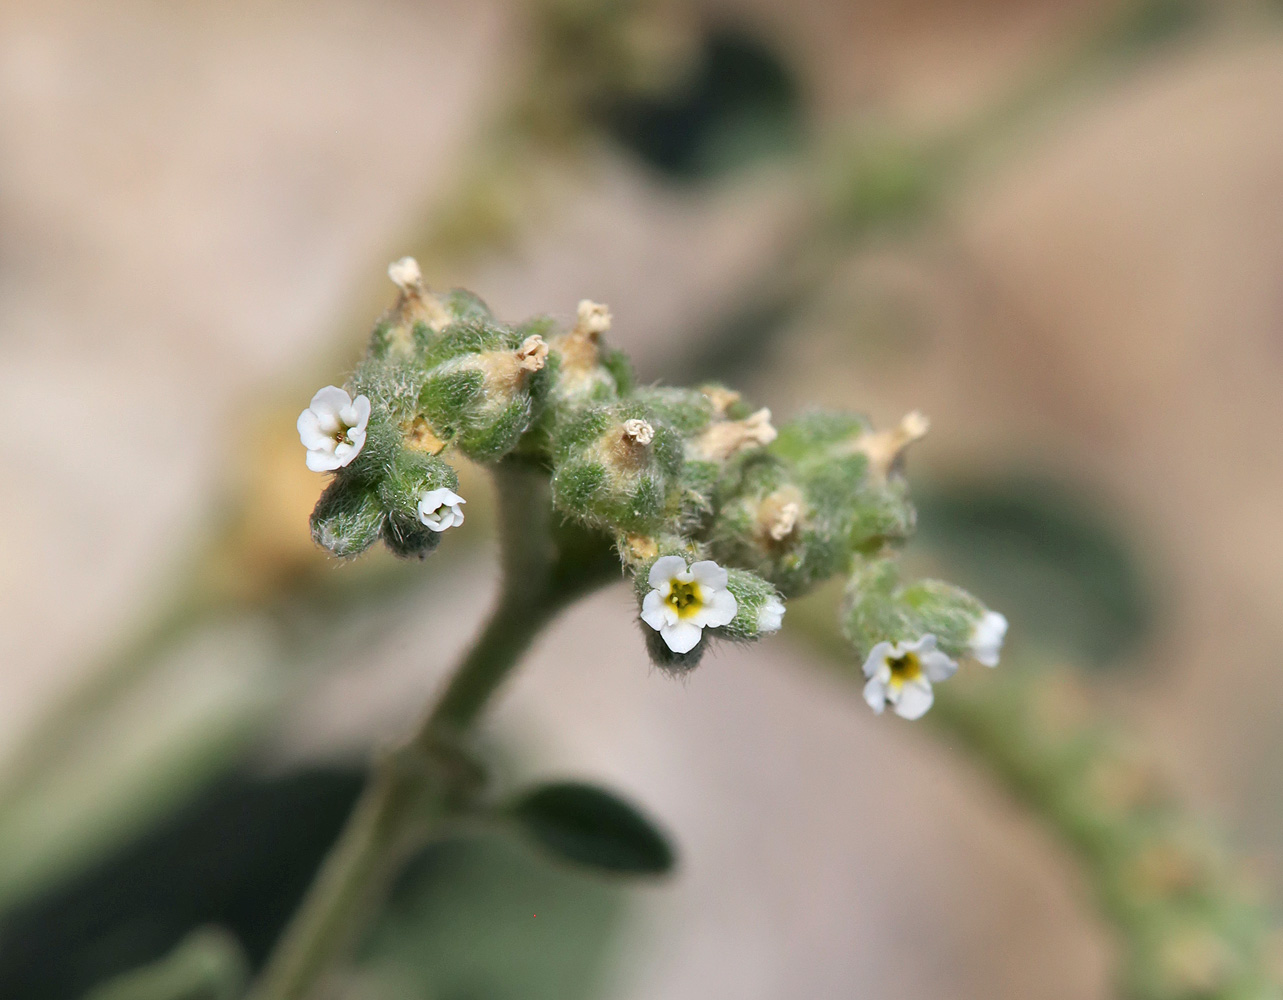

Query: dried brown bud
[689,408,777,462]
[699,384,742,418]
[515,334,549,372]
[852,411,929,482]
[621,418,655,445]
[575,299,612,338]
[382,256,451,354]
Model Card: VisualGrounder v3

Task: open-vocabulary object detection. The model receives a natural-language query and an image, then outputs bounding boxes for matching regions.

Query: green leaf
[510,782,676,876]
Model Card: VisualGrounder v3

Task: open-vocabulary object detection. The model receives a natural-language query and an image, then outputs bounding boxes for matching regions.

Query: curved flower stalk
[937,667,1283,1000]
[256,261,1010,999]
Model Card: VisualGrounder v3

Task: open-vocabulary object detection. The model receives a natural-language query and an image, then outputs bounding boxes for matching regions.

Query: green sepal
[721,568,785,641]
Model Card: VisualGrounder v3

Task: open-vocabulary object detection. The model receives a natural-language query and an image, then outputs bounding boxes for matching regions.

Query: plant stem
[249,461,604,1000]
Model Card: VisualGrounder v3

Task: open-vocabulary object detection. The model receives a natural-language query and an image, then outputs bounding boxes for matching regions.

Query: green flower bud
[843,559,1005,668]
[310,477,385,557]
[367,257,453,361]
[551,401,683,531]
[546,300,631,407]
[841,557,920,660]
[378,450,460,559]
[412,320,552,462]
[709,454,849,598]
[721,568,786,641]
[898,579,986,659]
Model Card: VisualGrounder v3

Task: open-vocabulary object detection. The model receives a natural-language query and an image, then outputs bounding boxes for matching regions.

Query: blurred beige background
[4,1,1283,997]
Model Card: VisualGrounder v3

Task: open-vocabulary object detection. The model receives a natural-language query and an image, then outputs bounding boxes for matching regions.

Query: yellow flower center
[887,652,921,690]
[666,580,704,619]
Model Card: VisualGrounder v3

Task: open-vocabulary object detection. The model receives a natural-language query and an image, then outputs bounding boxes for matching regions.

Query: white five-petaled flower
[641,556,738,654]
[862,635,957,721]
[298,386,371,472]
[969,611,1008,667]
[418,488,466,532]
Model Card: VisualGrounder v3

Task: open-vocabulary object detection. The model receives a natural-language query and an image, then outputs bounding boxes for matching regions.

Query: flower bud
[708,455,849,597]
[844,559,1003,668]
[899,579,1002,664]
[414,320,553,462]
[367,256,453,359]
[720,568,786,641]
[841,557,920,660]
[547,299,633,406]
[551,402,683,531]
[310,477,385,558]
[377,451,460,558]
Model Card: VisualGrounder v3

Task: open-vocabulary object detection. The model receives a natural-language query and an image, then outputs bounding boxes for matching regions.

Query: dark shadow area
[0,768,364,1000]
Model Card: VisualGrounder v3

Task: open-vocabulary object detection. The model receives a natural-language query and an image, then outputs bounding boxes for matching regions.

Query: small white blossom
[862,635,957,721]
[418,488,466,532]
[757,596,785,634]
[297,386,371,472]
[969,611,1008,667]
[640,556,738,654]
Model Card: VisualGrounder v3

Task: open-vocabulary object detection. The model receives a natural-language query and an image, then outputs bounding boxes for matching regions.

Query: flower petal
[893,679,934,720]
[306,449,342,473]
[660,620,703,654]
[648,555,688,589]
[970,611,1008,667]
[310,385,351,418]
[863,676,888,714]
[862,641,894,679]
[901,634,937,655]
[921,649,958,683]
[342,393,372,431]
[640,589,672,630]
[689,560,728,590]
[333,442,362,467]
[297,409,331,450]
[690,587,737,629]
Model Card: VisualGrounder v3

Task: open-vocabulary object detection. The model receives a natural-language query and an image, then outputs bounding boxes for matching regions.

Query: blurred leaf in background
[358,833,625,1000]
[916,476,1155,668]
[0,769,362,999]
[599,26,804,181]
[0,766,629,1000]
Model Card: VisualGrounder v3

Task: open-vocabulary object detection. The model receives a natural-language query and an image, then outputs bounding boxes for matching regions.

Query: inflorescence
[298,258,1006,717]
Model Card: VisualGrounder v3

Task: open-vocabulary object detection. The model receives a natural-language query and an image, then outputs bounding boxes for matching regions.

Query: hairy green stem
[250,462,605,1000]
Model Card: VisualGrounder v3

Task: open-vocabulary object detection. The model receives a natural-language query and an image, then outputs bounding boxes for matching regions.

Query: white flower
[757,596,785,634]
[862,635,957,721]
[418,488,466,531]
[297,386,371,472]
[969,611,1008,667]
[640,556,738,654]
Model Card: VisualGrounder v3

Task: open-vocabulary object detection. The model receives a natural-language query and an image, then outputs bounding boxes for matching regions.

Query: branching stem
[249,461,608,1000]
